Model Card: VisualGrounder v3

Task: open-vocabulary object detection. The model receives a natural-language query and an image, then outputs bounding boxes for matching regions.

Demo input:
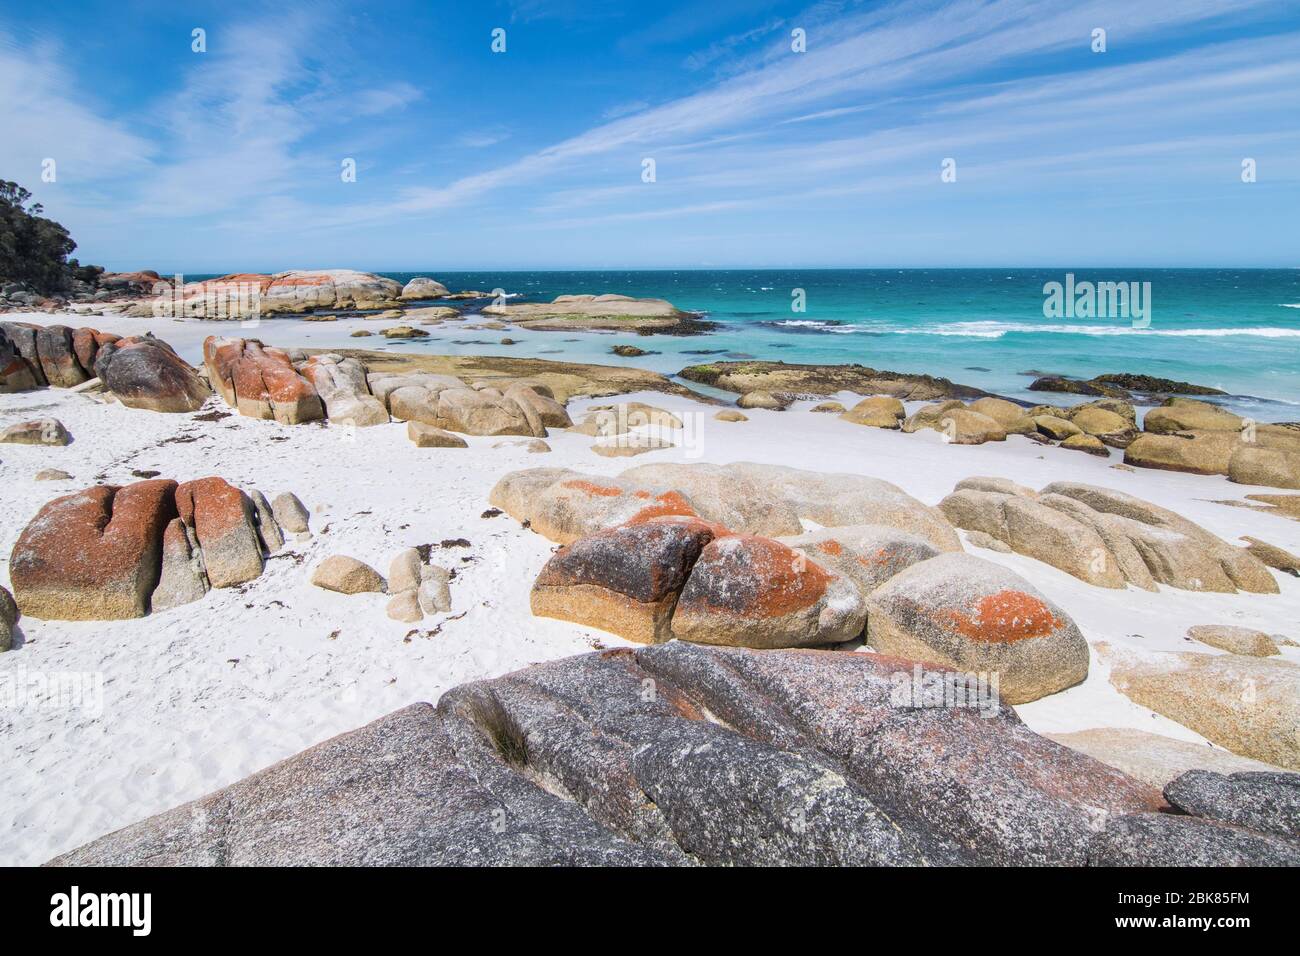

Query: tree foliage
[0,181,98,294]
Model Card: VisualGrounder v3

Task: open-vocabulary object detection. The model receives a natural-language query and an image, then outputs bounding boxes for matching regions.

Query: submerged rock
[483,293,708,334]
[680,360,989,401]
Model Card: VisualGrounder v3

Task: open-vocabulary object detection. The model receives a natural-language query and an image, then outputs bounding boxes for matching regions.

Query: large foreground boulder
[1164,770,1300,841]
[489,470,696,544]
[1088,812,1300,866]
[865,552,1089,704]
[624,462,961,551]
[51,643,1174,866]
[775,524,940,595]
[492,462,960,553]
[619,462,803,537]
[1102,644,1300,770]
[93,335,211,413]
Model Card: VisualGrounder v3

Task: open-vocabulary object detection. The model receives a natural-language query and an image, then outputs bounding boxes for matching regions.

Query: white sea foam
[904,322,1300,339]
[772,318,1300,339]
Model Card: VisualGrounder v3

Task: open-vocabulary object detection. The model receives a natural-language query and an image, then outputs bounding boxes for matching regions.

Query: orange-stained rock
[776,524,941,596]
[175,477,264,587]
[671,534,866,649]
[9,480,179,620]
[531,515,720,643]
[0,322,46,386]
[866,552,1088,704]
[488,469,700,544]
[35,325,90,387]
[202,336,323,424]
[71,327,104,374]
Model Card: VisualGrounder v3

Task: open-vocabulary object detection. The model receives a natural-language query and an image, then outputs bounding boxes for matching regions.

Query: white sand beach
[1,311,1298,865]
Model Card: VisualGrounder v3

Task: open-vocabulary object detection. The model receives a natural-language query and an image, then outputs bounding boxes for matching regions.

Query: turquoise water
[385,269,1300,420]
[200,268,1300,420]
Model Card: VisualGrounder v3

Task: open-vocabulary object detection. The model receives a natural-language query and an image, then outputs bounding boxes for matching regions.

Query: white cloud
[0,32,153,188]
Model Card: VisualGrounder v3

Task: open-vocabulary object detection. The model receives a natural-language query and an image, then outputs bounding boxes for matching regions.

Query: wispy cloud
[0,31,153,186]
[1,0,1295,268]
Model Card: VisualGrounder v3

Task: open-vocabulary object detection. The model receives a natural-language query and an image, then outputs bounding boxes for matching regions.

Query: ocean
[212,268,1300,420]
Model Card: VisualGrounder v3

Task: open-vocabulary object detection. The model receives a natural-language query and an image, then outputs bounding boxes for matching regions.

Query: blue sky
[1,0,1298,271]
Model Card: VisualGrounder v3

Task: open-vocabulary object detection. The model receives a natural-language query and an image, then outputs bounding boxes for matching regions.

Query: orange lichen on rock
[942,589,1062,644]
[561,479,626,498]
[625,491,697,525]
